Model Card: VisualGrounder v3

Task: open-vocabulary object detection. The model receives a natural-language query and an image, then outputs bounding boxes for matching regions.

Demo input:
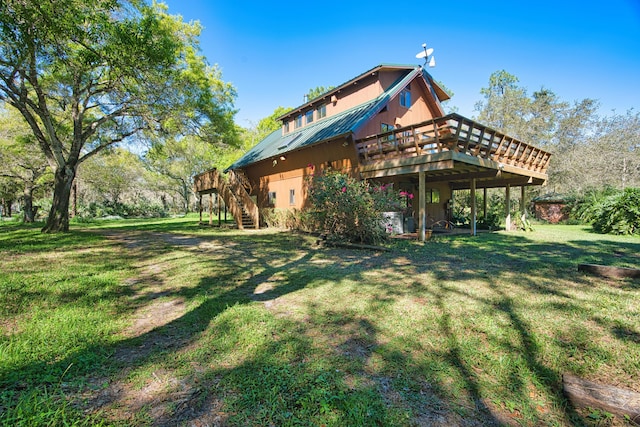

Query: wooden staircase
[194,169,259,229]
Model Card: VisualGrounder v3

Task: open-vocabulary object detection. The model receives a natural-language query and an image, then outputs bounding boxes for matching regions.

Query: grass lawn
[0,216,638,426]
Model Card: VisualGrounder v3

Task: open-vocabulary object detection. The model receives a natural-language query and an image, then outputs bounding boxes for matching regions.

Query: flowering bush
[307,171,403,244]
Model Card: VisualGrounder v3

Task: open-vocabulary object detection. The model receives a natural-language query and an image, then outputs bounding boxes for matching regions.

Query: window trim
[400,87,411,108]
[316,103,326,119]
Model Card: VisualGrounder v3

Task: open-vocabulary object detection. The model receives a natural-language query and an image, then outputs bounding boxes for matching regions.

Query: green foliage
[0,0,237,232]
[567,187,619,224]
[81,200,167,219]
[590,188,640,235]
[307,171,400,244]
[306,86,335,101]
[261,208,316,231]
[567,187,640,235]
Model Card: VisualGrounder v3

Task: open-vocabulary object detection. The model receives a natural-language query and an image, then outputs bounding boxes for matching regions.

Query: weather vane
[415,43,436,68]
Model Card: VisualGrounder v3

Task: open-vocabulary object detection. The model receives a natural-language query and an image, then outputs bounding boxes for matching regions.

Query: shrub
[590,188,640,235]
[78,200,167,219]
[262,208,316,232]
[306,171,399,244]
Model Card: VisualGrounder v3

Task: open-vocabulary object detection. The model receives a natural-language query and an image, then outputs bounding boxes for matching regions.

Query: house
[194,64,551,240]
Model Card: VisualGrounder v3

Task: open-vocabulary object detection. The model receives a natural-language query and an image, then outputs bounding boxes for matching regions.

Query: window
[289,189,295,205]
[400,87,411,108]
[294,114,302,129]
[305,110,314,124]
[317,104,326,119]
[381,123,394,142]
[268,191,276,207]
[426,188,440,204]
[283,120,289,133]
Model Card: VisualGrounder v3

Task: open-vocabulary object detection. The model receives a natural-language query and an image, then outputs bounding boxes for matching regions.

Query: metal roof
[227,66,438,170]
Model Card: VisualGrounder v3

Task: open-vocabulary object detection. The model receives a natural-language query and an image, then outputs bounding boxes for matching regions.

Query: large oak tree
[0,0,236,232]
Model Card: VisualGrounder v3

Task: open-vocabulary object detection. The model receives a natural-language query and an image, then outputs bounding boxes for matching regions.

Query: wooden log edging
[563,373,640,424]
[578,263,640,279]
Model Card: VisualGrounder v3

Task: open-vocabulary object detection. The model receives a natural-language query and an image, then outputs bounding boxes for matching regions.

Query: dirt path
[81,229,231,426]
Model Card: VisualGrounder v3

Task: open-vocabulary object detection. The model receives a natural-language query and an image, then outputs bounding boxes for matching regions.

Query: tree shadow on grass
[2,227,638,425]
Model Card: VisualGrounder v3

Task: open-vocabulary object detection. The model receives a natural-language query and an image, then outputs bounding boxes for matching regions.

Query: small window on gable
[283,120,289,133]
[317,104,326,119]
[289,189,295,205]
[400,87,411,108]
[305,110,314,124]
[295,115,302,129]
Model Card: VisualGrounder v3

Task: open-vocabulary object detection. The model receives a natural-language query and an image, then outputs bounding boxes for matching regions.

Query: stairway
[194,169,259,229]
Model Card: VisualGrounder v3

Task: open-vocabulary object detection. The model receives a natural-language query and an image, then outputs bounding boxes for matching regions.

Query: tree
[144,136,221,213]
[0,178,19,218]
[80,147,147,207]
[0,105,52,222]
[306,86,335,101]
[473,70,609,194]
[474,70,531,139]
[0,0,237,232]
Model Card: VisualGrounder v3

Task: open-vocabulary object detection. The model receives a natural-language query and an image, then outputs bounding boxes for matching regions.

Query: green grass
[1,216,638,426]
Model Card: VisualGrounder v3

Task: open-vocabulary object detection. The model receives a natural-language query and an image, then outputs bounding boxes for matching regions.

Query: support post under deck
[419,170,426,242]
[470,178,477,236]
[505,184,511,231]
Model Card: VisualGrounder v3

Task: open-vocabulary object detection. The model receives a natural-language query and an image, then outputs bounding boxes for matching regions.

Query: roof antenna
[416,43,436,68]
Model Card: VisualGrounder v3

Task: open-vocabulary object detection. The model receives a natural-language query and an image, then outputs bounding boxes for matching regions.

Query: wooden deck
[355,113,552,176]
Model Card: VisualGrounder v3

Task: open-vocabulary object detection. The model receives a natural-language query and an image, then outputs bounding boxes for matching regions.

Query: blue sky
[163,0,640,128]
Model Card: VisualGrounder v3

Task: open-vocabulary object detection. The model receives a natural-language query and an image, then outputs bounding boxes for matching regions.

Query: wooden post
[199,194,203,224]
[505,184,511,231]
[483,187,487,220]
[470,179,477,236]
[217,193,222,227]
[209,193,213,226]
[520,186,526,222]
[419,170,426,242]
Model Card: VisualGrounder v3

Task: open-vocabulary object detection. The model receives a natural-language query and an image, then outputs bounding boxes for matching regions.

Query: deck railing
[354,113,551,174]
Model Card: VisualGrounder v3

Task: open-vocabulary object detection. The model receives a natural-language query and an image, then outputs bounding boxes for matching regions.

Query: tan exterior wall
[241,138,358,210]
[281,69,419,135]
[354,76,441,140]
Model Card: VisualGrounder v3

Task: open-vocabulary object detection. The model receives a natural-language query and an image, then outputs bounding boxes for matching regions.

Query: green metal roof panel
[227,67,421,170]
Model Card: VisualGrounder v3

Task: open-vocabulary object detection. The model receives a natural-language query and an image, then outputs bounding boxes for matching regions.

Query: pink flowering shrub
[307,171,401,244]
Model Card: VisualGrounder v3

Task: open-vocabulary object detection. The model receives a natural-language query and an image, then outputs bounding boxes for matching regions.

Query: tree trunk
[2,198,13,217]
[22,184,36,223]
[181,181,190,214]
[71,181,77,218]
[42,165,76,233]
